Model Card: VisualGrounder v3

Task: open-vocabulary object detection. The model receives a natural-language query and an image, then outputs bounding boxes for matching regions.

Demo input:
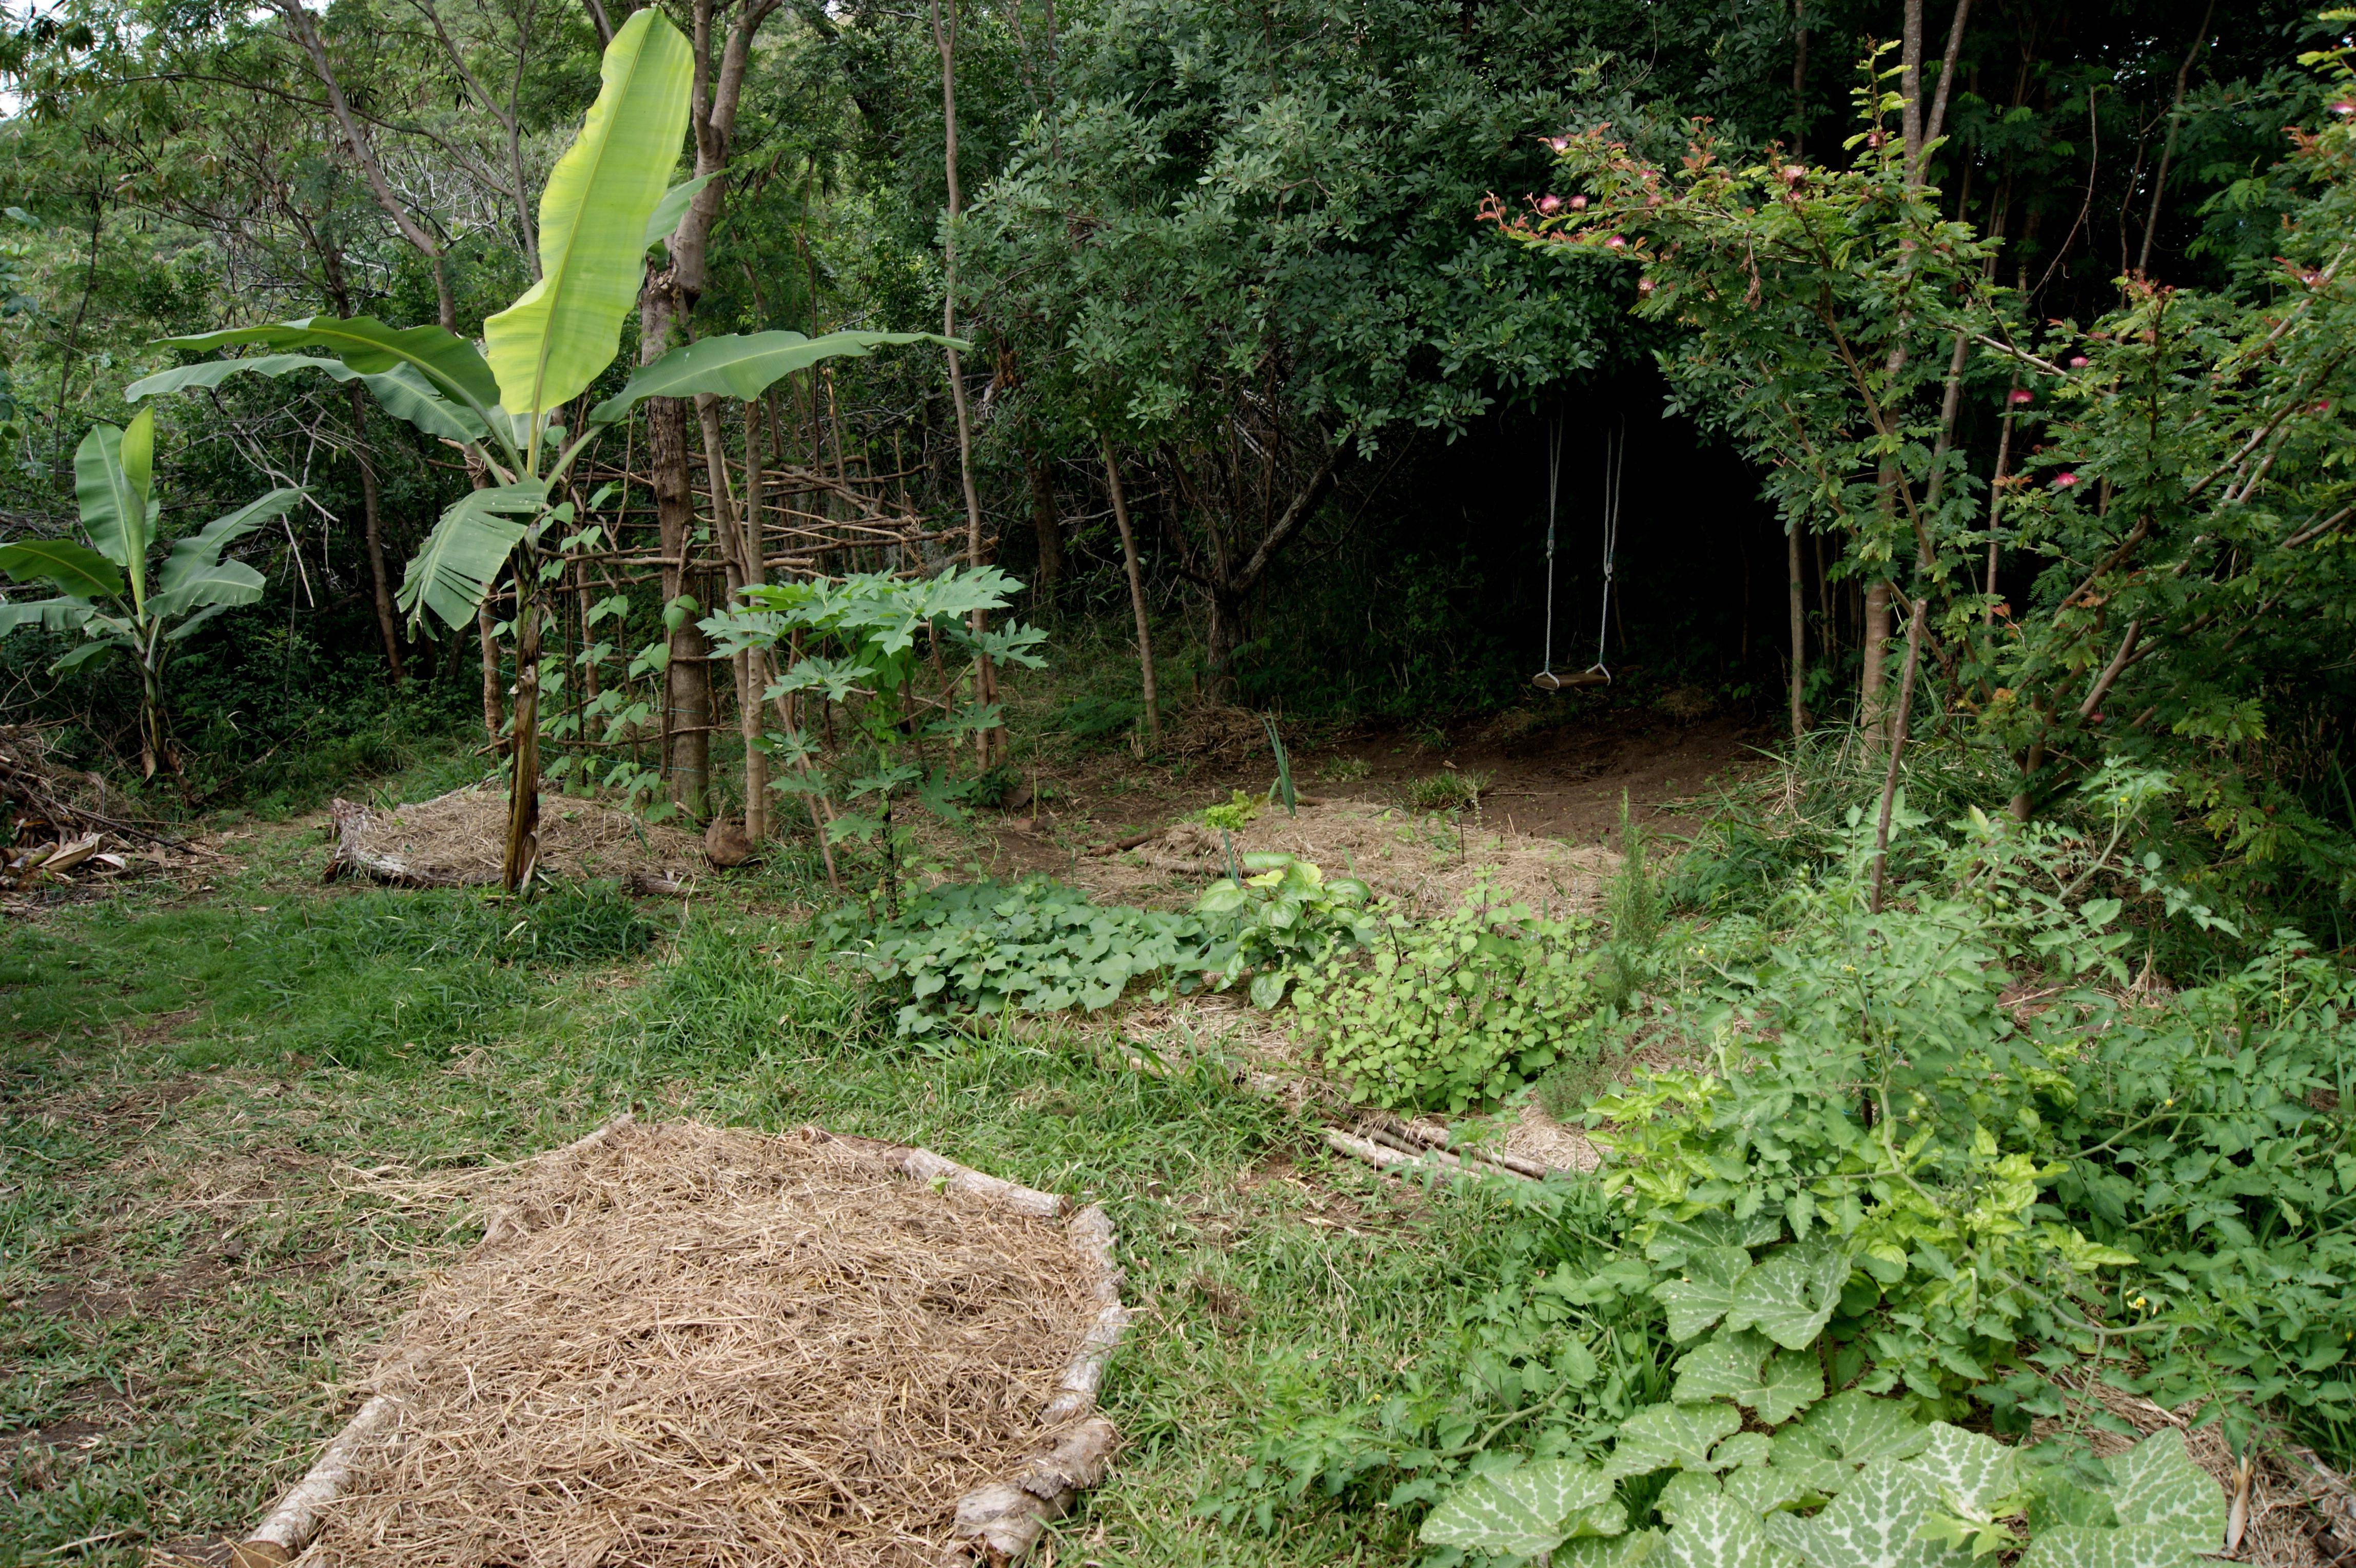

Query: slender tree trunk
[343,383,405,682]
[697,391,764,840]
[1026,454,1065,603]
[504,586,541,891]
[931,0,997,765]
[1787,523,1808,740]
[740,396,771,841]
[2136,0,2215,276]
[1869,593,1928,912]
[478,600,505,752]
[1858,580,1892,742]
[1102,438,1159,746]
[648,386,711,817]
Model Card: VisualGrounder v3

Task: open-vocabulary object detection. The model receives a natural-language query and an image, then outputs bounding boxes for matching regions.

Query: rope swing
[1533,414,1623,692]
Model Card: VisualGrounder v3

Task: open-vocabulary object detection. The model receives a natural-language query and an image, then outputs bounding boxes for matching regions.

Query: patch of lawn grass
[0,839,1523,1565]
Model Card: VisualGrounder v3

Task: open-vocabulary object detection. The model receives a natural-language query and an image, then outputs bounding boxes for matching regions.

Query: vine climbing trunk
[504,586,542,892]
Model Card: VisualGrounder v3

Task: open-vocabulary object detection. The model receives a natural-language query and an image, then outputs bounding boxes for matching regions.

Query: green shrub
[1295,889,1600,1112]
[850,878,1210,1035]
[1192,854,1379,1007]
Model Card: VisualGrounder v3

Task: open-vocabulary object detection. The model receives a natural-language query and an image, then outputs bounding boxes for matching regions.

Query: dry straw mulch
[308,1120,1103,1567]
[1076,798,1622,918]
[326,782,705,888]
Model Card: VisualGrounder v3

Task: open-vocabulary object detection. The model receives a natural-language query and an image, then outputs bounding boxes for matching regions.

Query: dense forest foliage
[0,0,2348,930]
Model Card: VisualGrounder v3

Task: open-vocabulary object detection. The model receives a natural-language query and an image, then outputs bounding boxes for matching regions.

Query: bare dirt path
[960,704,1771,886]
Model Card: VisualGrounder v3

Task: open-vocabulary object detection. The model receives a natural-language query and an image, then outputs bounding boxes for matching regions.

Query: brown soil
[942,704,1766,907]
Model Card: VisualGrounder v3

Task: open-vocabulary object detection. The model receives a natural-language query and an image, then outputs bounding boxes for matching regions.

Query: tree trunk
[1101,438,1158,745]
[1027,454,1065,603]
[740,396,771,841]
[478,601,505,752]
[931,0,997,765]
[1868,592,1928,913]
[1858,579,1891,744]
[1206,584,1247,704]
[344,382,404,683]
[504,587,541,892]
[1786,523,1808,740]
[649,387,711,818]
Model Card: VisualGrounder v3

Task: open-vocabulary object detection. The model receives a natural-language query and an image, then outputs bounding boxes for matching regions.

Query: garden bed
[229,1117,1128,1566]
[324,784,705,889]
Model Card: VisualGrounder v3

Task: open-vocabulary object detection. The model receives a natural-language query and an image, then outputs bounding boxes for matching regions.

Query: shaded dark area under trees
[0,0,2348,925]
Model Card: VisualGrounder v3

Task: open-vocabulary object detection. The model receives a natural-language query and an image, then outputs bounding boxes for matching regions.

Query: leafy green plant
[1192,853,1379,1007]
[702,566,1046,904]
[1295,888,1599,1112]
[1408,767,1491,813]
[0,408,301,777]
[1318,755,1373,785]
[1420,1389,2227,1568]
[127,9,953,888]
[851,878,1208,1035]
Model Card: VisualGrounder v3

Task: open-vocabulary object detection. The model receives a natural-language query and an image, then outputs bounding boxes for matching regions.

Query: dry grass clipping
[1077,798,1621,918]
[308,1120,1100,1566]
[330,783,705,887]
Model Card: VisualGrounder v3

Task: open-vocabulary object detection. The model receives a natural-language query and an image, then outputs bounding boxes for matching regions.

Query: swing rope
[1593,416,1624,680]
[1534,414,1621,692]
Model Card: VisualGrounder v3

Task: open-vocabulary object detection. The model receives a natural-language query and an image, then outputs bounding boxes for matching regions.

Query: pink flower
[1637,277,1657,296]
[2333,101,2356,117]
[2303,270,2325,287]
[1546,135,1570,152]
[1568,193,1589,210]
[1538,194,1563,214]
[1604,234,1627,249]
[2068,355,2090,368]
[2008,388,2033,405]
[2054,472,2080,488]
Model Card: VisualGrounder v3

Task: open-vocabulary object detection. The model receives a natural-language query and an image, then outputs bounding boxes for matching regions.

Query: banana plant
[126,8,959,891]
[0,407,302,778]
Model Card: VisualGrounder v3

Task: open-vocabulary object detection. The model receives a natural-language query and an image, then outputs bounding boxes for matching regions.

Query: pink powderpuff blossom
[2054,472,2080,488]
[2068,356,2090,368]
[2007,388,2033,405]
[1568,194,1589,210]
[1546,135,1570,152]
[1538,194,1563,214]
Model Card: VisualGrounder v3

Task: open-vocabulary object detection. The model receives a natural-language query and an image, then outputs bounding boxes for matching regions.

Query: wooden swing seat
[1533,668,1611,692]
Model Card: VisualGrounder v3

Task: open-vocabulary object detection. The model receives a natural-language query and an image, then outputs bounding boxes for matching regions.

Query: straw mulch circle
[304,1120,1112,1566]
[325,783,706,888]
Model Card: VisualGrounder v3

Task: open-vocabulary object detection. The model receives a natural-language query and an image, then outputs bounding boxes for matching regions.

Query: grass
[1403,768,1490,813]
[0,803,1526,1565]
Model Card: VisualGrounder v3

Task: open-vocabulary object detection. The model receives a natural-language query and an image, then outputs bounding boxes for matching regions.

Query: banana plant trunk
[504,583,542,891]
